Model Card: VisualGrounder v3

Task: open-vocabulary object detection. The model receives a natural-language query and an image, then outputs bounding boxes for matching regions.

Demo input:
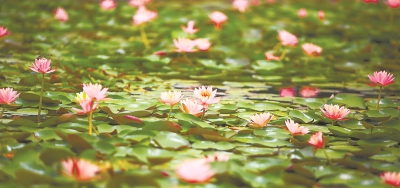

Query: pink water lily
[233,0,250,12]
[83,83,109,101]
[284,119,309,136]
[320,104,350,121]
[30,57,56,74]
[280,87,295,97]
[363,0,379,3]
[175,159,216,183]
[318,10,325,21]
[179,98,203,117]
[195,38,212,51]
[159,90,183,106]
[367,71,395,87]
[249,112,274,128]
[298,8,307,18]
[193,86,221,109]
[0,88,20,106]
[302,43,322,56]
[0,26,10,38]
[173,38,196,53]
[73,100,98,115]
[181,20,198,34]
[265,52,280,61]
[308,131,324,150]
[61,158,100,181]
[54,7,68,22]
[129,0,151,7]
[278,30,298,46]
[386,0,400,8]
[100,0,117,10]
[300,86,319,98]
[132,7,157,25]
[381,172,400,186]
[209,11,228,30]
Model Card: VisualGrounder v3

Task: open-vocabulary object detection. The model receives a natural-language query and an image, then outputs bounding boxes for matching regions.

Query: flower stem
[167,105,173,121]
[322,147,332,165]
[0,104,5,118]
[38,73,45,123]
[331,121,334,126]
[375,86,383,110]
[73,181,79,188]
[183,53,193,64]
[273,42,281,52]
[279,48,287,61]
[140,25,150,49]
[88,108,93,135]
[201,108,206,120]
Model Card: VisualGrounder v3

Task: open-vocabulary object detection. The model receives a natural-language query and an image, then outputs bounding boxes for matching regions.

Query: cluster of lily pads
[1,0,400,187]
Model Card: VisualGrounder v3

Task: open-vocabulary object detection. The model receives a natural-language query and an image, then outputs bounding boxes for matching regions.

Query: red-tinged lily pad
[111,115,144,125]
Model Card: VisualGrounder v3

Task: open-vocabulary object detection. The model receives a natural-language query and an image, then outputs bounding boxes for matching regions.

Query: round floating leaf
[152,131,190,150]
[39,147,75,165]
[192,141,236,150]
[326,94,366,109]
[66,134,94,153]
[142,121,182,133]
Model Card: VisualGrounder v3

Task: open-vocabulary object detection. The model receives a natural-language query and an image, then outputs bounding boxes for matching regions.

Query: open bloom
[0,88,20,105]
[363,0,379,3]
[278,30,298,46]
[179,98,203,116]
[320,104,350,121]
[381,172,400,186]
[54,7,68,22]
[280,87,295,97]
[302,43,322,56]
[300,86,319,98]
[83,83,109,101]
[265,52,280,61]
[367,71,395,87]
[204,153,229,162]
[193,86,221,109]
[100,0,117,10]
[159,90,183,106]
[30,57,56,74]
[176,159,216,183]
[285,119,309,136]
[386,0,400,8]
[173,38,196,52]
[249,112,274,128]
[132,7,157,25]
[195,38,212,51]
[73,100,98,115]
[233,0,249,12]
[181,20,198,34]
[308,131,324,149]
[209,11,228,30]
[61,158,100,181]
[129,0,151,7]
[298,8,307,18]
[0,26,10,38]
[318,10,325,21]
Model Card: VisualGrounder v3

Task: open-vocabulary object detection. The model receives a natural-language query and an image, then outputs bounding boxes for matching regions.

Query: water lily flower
[320,104,350,121]
[132,7,157,25]
[302,43,323,56]
[61,158,100,181]
[100,0,117,10]
[73,100,98,115]
[363,0,379,3]
[265,52,280,61]
[0,26,10,38]
[83,83,109,101]
[318,10,325,21]
[209,11,228,30]
[30,57,56,74]
[204,153,229,162]
[285,119,310,136]
[179,98,203,117]
[299,86,319,98]
[298,8,307,18]
[181,20,198,34]
[280,87,295,97]
[173,38,196,53]
[249,112,274,128]
[75,92,90,103]
[129,0,151,7]
[159,90,183,106]
[233,0,249,13]
[193,86,221,109]
[195,38,212,51]
[278,30,298,46]
[54,7,69,22]
[381,172,400,186]
[308,131,324,150]
[367,71,395,87]
[386,0,400,8]
[175,159,216,183]
[0,88,20,105]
